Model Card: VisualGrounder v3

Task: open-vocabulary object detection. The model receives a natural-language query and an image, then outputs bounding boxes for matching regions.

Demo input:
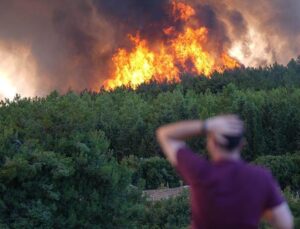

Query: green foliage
[254,154,300,190]
[123,156,180,189]
[0,121,144,228]
[90,84,300,160]
[141,191,190,229]
[2,66,298,161]
[0,61,300,227]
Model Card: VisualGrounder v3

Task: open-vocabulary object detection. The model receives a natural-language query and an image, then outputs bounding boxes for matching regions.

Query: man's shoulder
[175,146,210,185]
[242,162,272,179]
[177,146,206,162]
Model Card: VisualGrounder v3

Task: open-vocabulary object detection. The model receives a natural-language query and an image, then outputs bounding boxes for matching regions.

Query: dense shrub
[141,191,190,229]
[0,130,145,228]
[122,156,180,190]
[254,154,300,191]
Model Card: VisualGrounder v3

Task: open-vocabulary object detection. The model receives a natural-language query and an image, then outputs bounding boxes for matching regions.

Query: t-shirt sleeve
[264,171,285,210]
[175,146,210,185]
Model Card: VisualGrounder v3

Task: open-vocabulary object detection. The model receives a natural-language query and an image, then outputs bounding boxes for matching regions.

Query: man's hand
[205,115,244,145]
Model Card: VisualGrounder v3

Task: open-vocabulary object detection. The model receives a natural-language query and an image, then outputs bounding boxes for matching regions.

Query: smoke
[0,0,299,97]
[195,0,300,65]
[0,0,114,96]
[0,41,38,99]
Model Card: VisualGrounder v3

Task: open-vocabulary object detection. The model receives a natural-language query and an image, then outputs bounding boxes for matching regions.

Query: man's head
[205,115,245,161]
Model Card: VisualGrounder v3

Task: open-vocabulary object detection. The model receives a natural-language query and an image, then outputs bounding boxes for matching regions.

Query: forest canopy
[0,58,300,228]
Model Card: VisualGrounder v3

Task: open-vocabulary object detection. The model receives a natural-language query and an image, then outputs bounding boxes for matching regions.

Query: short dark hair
[218,134,244,151]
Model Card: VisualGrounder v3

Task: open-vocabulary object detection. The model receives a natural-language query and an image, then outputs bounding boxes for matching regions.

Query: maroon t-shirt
[175,146,285,229]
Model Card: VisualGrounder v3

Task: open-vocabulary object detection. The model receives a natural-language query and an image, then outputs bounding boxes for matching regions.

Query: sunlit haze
[0,42,37,100]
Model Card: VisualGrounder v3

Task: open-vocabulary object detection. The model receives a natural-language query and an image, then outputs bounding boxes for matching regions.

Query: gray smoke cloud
[0,0,115,95]
[0,0,299,96]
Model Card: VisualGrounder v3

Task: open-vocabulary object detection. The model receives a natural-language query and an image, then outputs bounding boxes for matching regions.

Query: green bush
[254,154,300,191]
[0,131,144,228]
[123,156,181,190]
[141,191,190,229]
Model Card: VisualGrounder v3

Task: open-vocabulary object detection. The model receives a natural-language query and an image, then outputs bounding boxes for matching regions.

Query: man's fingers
[207,114,244,136]
[220,119,244,136]
[223,127,243,136]
[215,133,228,145]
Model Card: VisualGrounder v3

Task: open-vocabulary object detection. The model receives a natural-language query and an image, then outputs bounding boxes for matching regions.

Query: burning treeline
[0,0,299,97]
[104,1,239,89]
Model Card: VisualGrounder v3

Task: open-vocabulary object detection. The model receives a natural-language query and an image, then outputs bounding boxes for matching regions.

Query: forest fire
[104,1,240,90]
[0,0,299,97]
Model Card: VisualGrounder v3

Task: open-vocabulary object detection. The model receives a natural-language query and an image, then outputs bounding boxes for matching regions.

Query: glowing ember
[104,1,240,90]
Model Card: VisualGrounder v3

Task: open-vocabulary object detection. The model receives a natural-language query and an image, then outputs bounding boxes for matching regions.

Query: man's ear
[210,134,221,151]
[240,138,247,148]
[234,138,246,153]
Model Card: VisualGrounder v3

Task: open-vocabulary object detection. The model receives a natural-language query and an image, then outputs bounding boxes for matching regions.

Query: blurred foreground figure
[157,115,293,229]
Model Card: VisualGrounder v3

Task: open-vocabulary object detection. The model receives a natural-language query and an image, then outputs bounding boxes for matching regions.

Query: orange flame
[104,1,240,90]
[106,35,179,89]
[172,1,196,21]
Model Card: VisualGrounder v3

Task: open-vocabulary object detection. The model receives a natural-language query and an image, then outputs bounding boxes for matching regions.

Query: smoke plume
[0,0,299,97]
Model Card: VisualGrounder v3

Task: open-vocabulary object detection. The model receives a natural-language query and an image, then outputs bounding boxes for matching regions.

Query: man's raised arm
[156,115,244,166]
[156,120,203,166]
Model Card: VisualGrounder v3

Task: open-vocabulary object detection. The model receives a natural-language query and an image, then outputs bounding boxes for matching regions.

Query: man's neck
[212,151,241,162]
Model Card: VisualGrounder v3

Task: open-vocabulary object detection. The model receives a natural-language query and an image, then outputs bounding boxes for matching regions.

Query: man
[156,115,293,229]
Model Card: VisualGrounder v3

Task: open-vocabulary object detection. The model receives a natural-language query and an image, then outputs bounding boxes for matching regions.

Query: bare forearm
[157,120,203,141]
[156,120,203,165]
[263,203,294,229]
